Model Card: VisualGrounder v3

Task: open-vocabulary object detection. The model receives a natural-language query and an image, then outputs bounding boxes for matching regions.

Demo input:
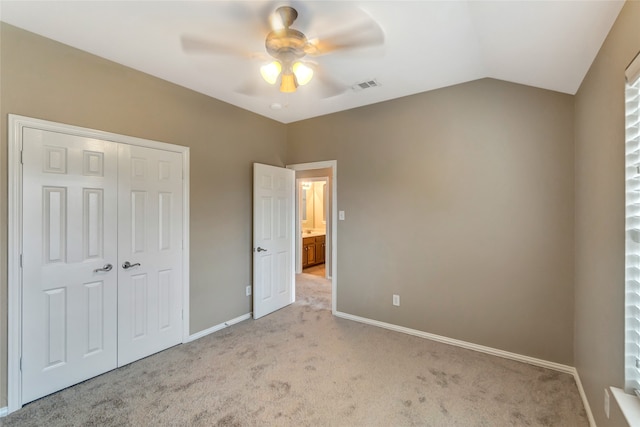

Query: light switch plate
[339,210,345,220]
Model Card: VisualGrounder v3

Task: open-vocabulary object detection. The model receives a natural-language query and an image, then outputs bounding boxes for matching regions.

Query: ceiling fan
[181,3,384,96]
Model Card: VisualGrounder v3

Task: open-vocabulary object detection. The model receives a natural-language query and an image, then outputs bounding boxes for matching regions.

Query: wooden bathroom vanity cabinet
[303,234,325,267]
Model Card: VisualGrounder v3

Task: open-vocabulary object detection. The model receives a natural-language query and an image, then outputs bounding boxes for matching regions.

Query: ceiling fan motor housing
[265,29,308,63]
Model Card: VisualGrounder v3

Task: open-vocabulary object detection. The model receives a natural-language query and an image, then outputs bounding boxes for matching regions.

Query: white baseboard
[334,311,574,373]
[334,311,595,424]
[573,370,596,427]
[0,406,8,417]
[186,313,252,342]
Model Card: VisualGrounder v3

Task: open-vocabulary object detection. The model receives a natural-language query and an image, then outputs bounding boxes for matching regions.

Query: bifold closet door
[21,128,119,404]
[117,144,184,366]
[21,129,184,404]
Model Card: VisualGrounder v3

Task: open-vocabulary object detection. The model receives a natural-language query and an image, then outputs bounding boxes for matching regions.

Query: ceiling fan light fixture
[260,61,282,85]
[292,62,313,86]
[280,72,298,93]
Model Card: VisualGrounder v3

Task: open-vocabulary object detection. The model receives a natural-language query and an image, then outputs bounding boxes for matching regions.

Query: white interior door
[22,128,118,404]
[117,144,184,366]
[253,163,295,319]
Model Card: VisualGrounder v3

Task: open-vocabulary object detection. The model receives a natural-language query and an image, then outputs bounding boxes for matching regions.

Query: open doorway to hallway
[298,178,328,278]
[287,161,337,314]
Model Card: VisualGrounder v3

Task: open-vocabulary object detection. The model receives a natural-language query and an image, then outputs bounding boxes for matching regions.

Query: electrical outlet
[604,388,610,419]
[393,294,400,306]
[246,285,252,296]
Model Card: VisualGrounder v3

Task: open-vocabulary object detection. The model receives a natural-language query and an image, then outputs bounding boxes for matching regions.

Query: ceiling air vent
[352,79,381,92]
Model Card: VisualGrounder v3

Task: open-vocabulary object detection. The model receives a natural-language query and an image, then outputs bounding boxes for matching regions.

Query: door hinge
[19,254,23,268]
[19,357,22,371]
[20,150,24,164]
[182,309,184,320]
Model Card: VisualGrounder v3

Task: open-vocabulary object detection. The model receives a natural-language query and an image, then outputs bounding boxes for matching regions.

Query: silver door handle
[256,247,267,252]
[122,261,141,269]
[94,263,113,273]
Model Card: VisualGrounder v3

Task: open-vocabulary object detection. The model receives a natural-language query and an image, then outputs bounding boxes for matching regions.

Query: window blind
[625,64,640,394]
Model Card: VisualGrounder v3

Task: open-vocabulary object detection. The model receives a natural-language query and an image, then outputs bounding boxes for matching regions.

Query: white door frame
[7,114,190,414]
[287,161,337,314]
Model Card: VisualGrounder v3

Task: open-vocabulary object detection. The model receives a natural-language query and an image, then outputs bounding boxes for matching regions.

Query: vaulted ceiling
[0,1,625,123]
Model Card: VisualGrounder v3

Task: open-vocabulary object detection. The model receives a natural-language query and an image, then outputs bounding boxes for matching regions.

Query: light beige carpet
[2,274,588,426]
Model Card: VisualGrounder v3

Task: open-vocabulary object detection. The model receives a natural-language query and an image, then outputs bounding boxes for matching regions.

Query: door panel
[253,163,294,319]
[117,144,183,366]
[83,189,105,259]
[22,128,118,404]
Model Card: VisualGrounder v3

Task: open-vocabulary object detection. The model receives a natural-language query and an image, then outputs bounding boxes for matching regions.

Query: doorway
[298,177,328,278]
[7,115,190,413]
[287,161,337,314]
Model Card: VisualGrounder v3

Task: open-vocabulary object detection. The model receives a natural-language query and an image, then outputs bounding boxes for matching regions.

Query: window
[625,51,640,394]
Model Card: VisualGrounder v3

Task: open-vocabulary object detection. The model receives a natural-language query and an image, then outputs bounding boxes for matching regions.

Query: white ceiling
[0,1,625,124]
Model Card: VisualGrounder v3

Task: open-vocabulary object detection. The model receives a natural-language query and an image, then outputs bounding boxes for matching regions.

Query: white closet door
[21,128,118,404]
[21,127,185,404]
[117,144,184,366]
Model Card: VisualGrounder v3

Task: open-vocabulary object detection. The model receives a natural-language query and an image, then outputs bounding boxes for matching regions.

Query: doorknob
[122,261,141,269]
[94,263,113,273]
[256,247,267,252]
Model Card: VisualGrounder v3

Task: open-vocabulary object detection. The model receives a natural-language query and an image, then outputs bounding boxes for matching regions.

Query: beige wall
[574,1,640,426]
[287,78,576,365]
[0,23,287,406]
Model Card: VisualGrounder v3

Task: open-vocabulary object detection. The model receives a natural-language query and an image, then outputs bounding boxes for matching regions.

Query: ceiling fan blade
[236,80,279,98]
[181,35,248,56]
[305,17,384,56]
[305,23,384,56]
[314,70,348,99]
[181,35,268,61]
[218,1,274,36]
